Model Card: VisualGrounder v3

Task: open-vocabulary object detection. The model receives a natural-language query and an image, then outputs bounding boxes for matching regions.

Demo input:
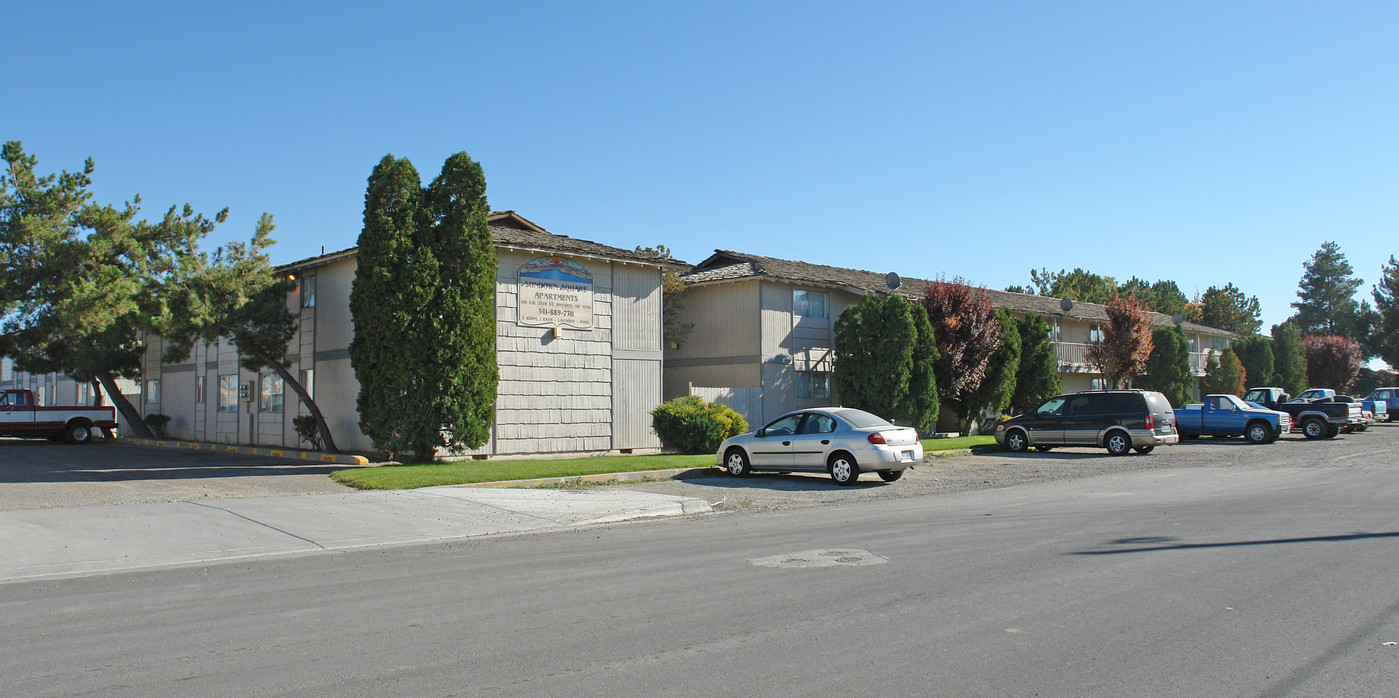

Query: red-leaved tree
[1303,334,1361,392]
[922,277,1002,433]
[1086,294,1154,389]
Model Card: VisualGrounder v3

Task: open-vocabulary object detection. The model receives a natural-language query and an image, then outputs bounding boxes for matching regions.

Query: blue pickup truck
[1175,394,1292,443]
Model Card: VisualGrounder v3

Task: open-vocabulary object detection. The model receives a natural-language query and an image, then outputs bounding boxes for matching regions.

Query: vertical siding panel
[612,358,661,449]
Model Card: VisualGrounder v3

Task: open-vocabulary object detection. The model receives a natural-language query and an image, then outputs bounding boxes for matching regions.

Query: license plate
[901,450,914,461]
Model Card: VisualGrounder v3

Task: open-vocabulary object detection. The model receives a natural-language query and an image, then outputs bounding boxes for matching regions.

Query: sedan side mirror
[755,429,766,438]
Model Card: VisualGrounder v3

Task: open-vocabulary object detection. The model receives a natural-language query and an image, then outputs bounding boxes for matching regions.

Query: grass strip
[331,453,717,490]
[921,435,996,451]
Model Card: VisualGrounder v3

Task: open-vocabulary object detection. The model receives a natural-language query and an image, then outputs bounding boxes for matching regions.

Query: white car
[715,407,923,485]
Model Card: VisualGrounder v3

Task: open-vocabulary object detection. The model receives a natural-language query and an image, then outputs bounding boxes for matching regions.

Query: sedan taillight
[868,432,886,445]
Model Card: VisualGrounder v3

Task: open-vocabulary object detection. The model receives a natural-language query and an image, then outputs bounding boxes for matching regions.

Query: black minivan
[995,390,1179,455]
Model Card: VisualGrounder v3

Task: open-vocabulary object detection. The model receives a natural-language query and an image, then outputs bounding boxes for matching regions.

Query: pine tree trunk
[262,357,339,453]
[96,371,153,438]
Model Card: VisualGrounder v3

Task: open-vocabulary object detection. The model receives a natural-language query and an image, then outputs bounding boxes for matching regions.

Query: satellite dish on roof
[1060,298,1074,312]
[1172,313,1184,325]
[886,272,901,291]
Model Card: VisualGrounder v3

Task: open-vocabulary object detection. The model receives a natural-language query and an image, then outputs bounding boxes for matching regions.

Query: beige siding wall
[663,280,762,400]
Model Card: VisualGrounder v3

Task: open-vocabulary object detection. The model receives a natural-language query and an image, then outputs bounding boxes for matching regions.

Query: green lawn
[921,434,997,452]
[331,435,1001,490]
[331,453,717,490]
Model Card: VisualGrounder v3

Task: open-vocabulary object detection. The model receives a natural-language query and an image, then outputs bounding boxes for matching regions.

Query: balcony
[1054,341,1212,377]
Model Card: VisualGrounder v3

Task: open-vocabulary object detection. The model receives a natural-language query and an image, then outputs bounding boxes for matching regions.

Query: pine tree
[1372,255,1399,369]
[1138,326,1193,406]
[1197,283,1263,335]
[1010,312,1061,414]
[1200,345,1245,397]
[1292,242,1363,339]
[350,155,429,458]
[1270,321,1308,396]
[1231,335,1274,389]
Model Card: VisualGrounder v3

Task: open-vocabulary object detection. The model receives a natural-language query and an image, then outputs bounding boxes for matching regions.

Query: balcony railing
[1055,341,1212,376]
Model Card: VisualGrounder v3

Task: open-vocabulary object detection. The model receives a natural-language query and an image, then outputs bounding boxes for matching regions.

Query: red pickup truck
[0,389,118,444]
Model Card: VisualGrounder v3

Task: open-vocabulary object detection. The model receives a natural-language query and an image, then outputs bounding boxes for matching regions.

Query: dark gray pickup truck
[1242,387,1364,439]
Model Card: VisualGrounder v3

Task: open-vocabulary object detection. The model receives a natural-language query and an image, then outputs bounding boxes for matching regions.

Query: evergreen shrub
[650,396,749,454]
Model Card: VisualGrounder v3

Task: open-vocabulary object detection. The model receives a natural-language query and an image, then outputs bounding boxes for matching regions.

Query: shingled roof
[683,250,1234,338]
[279,211,684,272]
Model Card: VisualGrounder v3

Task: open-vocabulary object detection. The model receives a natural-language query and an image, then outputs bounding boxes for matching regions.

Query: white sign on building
[517,257,594,330]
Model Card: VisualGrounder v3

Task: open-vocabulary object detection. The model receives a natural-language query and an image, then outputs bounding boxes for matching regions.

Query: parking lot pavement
[0,438,354,511]
[620,423,1399,512]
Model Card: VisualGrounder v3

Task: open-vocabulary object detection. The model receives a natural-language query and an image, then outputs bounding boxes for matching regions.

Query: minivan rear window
[1144,392,1173,412]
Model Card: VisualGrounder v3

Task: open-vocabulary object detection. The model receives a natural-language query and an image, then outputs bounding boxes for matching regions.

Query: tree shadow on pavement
[0,439,346,483]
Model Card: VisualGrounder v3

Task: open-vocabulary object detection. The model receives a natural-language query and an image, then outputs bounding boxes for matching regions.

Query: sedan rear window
[832,409,893,429]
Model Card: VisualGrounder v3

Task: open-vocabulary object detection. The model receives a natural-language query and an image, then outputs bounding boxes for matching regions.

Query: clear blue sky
[7,1,1396,337]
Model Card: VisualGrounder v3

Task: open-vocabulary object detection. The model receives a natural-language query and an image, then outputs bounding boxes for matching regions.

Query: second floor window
[300,274,316,308]
[794,290,827,319]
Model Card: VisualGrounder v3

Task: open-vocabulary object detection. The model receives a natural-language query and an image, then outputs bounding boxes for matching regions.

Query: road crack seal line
[189,501,330,551]
[748,548,887,568]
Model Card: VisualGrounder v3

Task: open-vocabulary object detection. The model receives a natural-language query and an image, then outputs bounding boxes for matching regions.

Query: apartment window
[795,371,831,400]
[1089,324,1103,343]
[793,290,827,319]
[145,379,161,404]
[218,375,239,412]
[300,368,315,400]
[76,382,91,405]
[195,375,206,404]
[1051,320,1061,343]
[260,372,284,413]
[300,274,316,308]
[1091,378,1107,390]
[1210,336,1229,351]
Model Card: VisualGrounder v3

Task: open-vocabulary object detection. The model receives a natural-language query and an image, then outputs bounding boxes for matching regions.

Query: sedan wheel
[724,449,751,477]
[829,454,859,486]
[877,469,903,482]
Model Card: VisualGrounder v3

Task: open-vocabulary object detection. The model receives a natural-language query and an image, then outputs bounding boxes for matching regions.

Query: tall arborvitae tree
[922,277,1001,431]
[1198,283,1263,335]
[1200,345,1245,397]
[1010,312,1060,414]
[1231,335,1274,389]
[1138,326,1193,406]
[1086,294,1154,389]
[1303,334,1361,392]
[422,152,497,456]
[1373,255,1399,370]
[350,155,429,457]
[1292,242,1365,340]
[959,308,1021,432]
[898,303,940,434]
[833,293,915,417]
[1271,321,1309,396]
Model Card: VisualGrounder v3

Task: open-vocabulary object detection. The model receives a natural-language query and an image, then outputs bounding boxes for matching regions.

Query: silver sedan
[715,407,924,485]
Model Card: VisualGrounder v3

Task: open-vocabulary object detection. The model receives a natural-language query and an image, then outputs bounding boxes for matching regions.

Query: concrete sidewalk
[0,487,712,583]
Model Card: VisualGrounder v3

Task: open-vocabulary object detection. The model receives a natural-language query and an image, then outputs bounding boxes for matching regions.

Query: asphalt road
[5,434,1399,695]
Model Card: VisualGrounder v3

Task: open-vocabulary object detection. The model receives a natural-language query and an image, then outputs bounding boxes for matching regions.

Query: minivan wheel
[1004,429,1029,453]
[1134,445,1154,454]
[1246,422,1270,444]
[829,453,859,486]
[1105,431,1132,456]
[724,449,751,477]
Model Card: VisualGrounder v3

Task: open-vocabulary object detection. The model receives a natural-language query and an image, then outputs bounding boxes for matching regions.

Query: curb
[459,467,721,489]
[119,437,371,465]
